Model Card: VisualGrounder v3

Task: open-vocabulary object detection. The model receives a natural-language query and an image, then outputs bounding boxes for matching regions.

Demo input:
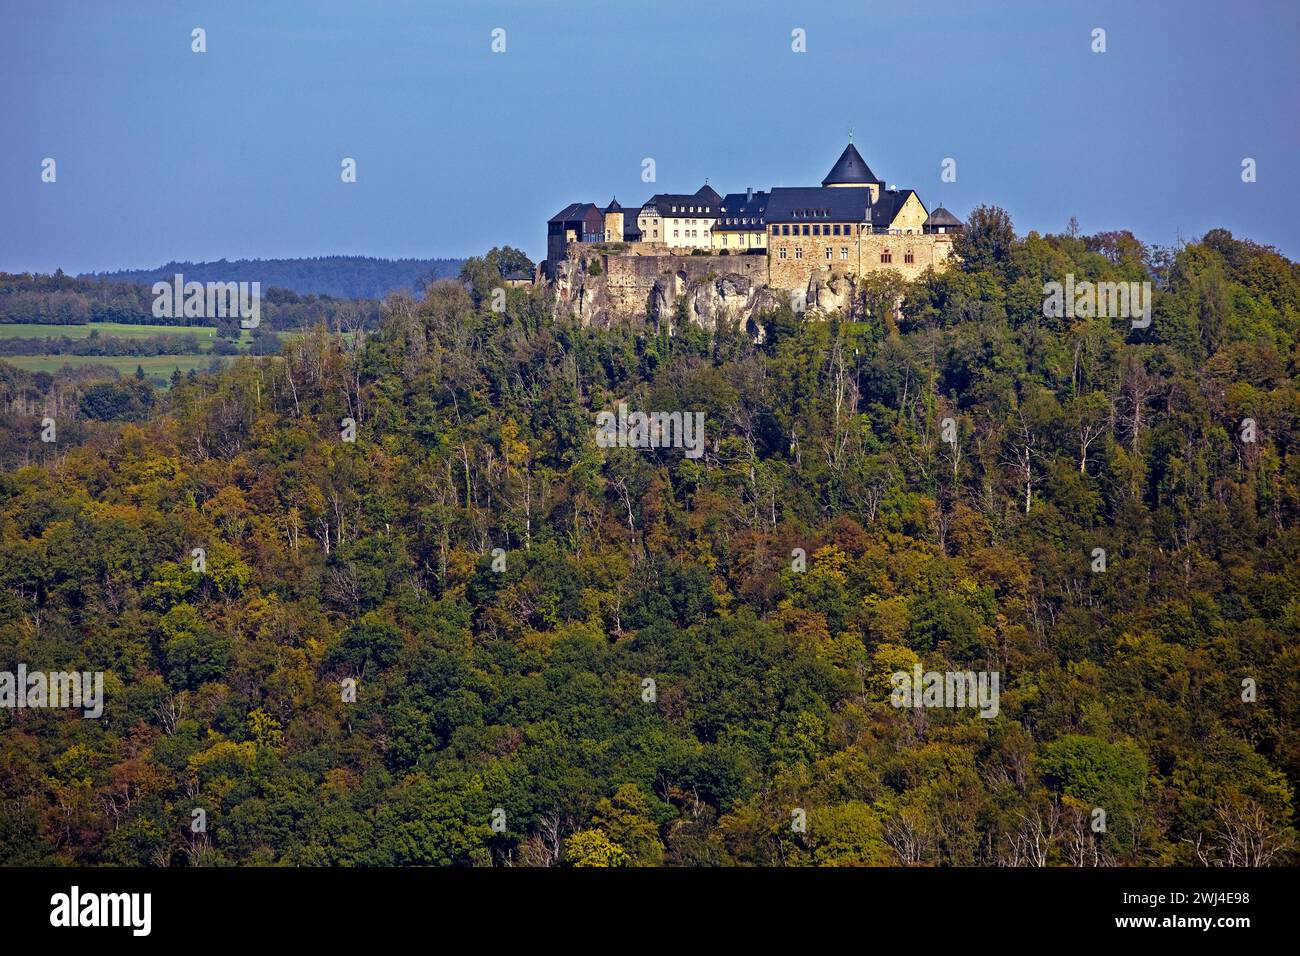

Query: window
[840,247,848,259]
[904,250,914,264]
[795,247,803,259]
[832,224,840,236]
[881,250,892,263]
[801,224,810,235]
[825,247,833,260]
[674,230,679,238]
[779,247,787,259]
[782,225,791,236]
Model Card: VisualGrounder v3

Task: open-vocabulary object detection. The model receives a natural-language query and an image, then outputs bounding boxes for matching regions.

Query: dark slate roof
[925,206,962,227]
[870,189,924,228]
[716,191,770,230]
[822,143,881,187]
[504,270,533,281]
[695,184,723,204]
[548,202,601,223]
[765,186,873,224]
[640,192,720,216]
[605,197,623,213]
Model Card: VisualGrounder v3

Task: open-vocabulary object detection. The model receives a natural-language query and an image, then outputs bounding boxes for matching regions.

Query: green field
[0,321,219,344]
[0,353,227,377]
[0,321,260,385]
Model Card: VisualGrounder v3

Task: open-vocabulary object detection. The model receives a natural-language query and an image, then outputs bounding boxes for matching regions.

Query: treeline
[0,331,205,357]
[0,272,386,335]
[0,272,160,325]
[91,256,465,300]
[0,224,1296,867]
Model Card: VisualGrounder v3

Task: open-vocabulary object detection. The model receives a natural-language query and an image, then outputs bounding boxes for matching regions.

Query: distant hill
[88,255,464,300]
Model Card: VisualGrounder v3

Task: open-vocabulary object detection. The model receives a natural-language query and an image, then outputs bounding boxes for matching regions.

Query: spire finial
[848,127,854,144]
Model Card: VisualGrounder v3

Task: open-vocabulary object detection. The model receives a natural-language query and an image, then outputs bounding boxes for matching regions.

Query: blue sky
[1,0,1297,273]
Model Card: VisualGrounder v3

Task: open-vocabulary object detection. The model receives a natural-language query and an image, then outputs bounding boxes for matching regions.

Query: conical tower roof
[924,207,962,227]
[822,143,879,186]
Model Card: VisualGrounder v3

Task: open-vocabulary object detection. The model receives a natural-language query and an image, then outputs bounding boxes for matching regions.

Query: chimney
[746,186,753,202]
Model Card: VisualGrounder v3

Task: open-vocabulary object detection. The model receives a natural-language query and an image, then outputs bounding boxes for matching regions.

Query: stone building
[634,185,722,249]
[602,198,625,243]
[544,141,961,286]
[760,143,958,288]
[711,189,769,252]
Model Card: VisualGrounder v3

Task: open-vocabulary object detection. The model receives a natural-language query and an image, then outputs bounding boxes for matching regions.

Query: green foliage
[0,222,1297,867]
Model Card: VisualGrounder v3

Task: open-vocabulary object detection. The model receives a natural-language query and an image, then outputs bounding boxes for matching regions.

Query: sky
[1,0,1297,274]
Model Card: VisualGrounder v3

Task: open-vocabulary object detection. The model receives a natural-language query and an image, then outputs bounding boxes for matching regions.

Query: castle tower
[603,198,624,242]
[822,143,881,202]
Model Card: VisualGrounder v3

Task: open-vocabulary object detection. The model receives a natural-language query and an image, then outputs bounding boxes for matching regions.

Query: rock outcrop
[549,250,887,341]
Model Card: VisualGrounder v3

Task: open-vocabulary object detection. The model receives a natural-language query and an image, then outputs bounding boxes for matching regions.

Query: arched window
[880,250,892,264]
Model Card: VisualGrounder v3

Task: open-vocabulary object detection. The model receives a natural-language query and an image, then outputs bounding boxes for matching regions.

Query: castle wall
[603,210,624,243]
[766,230,955,289]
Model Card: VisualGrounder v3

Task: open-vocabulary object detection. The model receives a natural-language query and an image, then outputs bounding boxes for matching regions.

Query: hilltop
[1,216,1297,867]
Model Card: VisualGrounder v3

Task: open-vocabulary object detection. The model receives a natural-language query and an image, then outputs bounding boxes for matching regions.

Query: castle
[545,142,963,295]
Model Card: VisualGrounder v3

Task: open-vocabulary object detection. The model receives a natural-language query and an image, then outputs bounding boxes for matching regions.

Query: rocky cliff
[548,251,888,341]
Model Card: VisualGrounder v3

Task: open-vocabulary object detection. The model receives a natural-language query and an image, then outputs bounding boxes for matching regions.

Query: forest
[90,256,465,302]
[0,211,1296,867]
[0,272,386,337]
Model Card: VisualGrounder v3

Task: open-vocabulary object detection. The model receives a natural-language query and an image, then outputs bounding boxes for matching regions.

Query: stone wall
[767,231,954,289]
[548,235,955,337]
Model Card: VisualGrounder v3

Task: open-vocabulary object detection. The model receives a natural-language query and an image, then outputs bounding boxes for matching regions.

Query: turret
[603,198,624,243]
